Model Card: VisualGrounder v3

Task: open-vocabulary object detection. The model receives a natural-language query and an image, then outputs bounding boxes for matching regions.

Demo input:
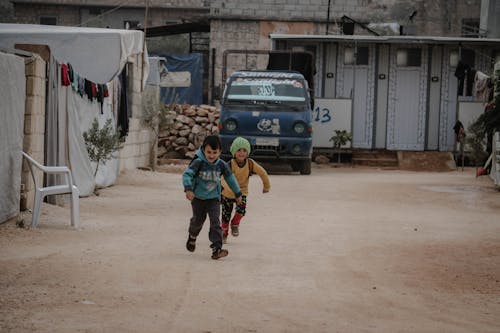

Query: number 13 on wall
[313,107,332,123]
[312,98,352,148]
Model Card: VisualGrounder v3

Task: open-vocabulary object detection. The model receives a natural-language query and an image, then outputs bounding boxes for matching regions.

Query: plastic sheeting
[146,56,167,85]
[61,85,119,196]
[0,23,148,85]
[156,53,203,105]
[0,52,25,223]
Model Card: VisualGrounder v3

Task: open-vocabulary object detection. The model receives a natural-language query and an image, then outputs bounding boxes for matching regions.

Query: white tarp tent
[0,24,149,198]
[0,23,147,84]
[0,52,25,223]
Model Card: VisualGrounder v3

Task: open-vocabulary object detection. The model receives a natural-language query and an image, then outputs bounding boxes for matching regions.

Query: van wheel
[299,160,311,175]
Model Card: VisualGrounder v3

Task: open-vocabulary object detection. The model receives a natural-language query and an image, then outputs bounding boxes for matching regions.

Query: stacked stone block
[157,104,219,161]
[22,55,46,209]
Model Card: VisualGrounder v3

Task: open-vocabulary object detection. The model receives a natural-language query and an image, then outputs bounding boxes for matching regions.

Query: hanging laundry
[453,120,465,142]
[454,61,476,96]
[473,71,491,101]
[118,69,129,138]
[91,82,97,100]
[97,84,104,113]
[61,63,70,86]
[78,77,85,97]
[103,83,109,98]
[84,79,92,100]
[466,69,476,96]
[67,63,74,83]
[72,71,79,92]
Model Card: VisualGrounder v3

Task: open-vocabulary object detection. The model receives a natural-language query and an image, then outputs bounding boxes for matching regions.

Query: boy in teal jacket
[182,135,242,260]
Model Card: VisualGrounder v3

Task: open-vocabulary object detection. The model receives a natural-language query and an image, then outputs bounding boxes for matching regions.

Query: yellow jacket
[221,158,270,198]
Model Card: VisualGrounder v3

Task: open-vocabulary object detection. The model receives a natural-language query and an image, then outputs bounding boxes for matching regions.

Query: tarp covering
[54,73,120,197]
[0,52,25,223]
[0,23,148,84]
[146,56,167,85]
[156,53,203,105]
[66,87,119,196]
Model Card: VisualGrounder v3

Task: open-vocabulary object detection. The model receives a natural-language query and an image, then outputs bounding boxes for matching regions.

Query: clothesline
[61,62,109,106]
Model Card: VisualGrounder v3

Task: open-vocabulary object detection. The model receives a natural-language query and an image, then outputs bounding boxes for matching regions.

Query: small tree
[467,67,500,166]
[83,118,124,178]
[330,129,352,163]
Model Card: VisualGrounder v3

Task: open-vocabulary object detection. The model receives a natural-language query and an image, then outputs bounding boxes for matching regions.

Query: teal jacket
[182,149,242,200]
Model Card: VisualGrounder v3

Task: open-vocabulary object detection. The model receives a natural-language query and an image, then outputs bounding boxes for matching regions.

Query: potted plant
[329,129,352,163]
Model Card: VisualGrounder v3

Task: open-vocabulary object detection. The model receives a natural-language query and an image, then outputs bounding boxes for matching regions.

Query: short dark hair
[202,135,222,150]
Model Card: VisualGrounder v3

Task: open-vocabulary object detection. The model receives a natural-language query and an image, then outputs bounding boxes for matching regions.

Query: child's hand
[263,188,269,193]
[185,191,195,201]
[236,196,242,205]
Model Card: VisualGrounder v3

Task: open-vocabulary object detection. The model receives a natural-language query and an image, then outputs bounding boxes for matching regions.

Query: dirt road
[1,164,499,332]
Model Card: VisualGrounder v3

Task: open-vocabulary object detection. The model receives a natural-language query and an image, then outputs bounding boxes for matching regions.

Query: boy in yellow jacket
[221,137,270,243]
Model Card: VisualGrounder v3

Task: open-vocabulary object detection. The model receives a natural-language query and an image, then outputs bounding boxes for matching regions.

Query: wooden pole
[141,0,149,92]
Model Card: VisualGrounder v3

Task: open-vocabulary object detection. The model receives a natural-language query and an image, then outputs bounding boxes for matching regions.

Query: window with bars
[461,18,480,37]
[39,16,57,25]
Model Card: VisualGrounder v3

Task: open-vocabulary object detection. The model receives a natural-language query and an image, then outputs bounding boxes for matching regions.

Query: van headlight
[225,119,237,131]
[293,122,306,134]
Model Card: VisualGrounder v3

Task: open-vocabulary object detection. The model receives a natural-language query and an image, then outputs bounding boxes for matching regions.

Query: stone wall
[14,4,80,25]
[22,55,46,210]
[210,0,481,34]
[118,54,155,171]
[13,2,209,28]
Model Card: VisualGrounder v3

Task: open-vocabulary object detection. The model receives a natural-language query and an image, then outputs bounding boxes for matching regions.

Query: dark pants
[221,195,247,224]
[189,198,222,249]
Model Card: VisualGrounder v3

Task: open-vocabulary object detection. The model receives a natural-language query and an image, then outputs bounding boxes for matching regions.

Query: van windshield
[225,77,307,103]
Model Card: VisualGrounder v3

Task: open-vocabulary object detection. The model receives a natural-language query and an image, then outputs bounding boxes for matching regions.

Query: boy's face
[203,145,221,163]
[235,148,248,162]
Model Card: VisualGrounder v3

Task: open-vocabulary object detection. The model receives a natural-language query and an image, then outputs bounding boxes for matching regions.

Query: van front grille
[251,144,286,156]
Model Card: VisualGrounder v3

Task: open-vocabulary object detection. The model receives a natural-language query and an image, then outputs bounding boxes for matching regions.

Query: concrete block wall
[118,54,155,172]
[14,1,209,28]
[22,55,46,210]
[210,19,262,91]
[14,4,80,25]
[211,0,375,21]
[210,0,481,36]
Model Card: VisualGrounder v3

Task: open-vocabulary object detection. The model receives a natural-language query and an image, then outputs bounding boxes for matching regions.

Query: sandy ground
[1,163,500,333]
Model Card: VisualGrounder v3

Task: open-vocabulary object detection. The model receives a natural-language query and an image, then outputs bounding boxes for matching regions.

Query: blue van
[219,70,313,174]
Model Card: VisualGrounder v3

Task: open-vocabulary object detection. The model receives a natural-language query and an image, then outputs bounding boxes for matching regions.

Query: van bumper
[220,134,312,162]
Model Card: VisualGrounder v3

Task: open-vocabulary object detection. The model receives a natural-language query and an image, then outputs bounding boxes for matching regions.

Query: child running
[221,137,270,243]
[182,135,242,260]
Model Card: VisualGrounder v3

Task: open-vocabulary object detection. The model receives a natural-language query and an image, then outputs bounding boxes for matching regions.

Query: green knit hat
[230,137,251,156]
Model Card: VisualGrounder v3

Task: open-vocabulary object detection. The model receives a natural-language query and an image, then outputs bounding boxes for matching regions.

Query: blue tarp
[154,53,203,105]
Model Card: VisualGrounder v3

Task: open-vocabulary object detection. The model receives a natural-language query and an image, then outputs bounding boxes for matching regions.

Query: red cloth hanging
[91,82,97,99]
[61,64,70,86]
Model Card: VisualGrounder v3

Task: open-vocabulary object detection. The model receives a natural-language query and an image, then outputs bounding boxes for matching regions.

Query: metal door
[336,44,376,148]
[427,46,442,150]
[387,45,428,150]
[439,47,459,152]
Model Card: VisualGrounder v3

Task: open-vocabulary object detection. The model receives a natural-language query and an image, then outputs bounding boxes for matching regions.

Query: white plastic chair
[22,151,79,228]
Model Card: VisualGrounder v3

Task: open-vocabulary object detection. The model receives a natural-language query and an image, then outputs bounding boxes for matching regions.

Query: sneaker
[211,248,229,260]
[231,225,239,237]
[223,235,228,244]
[186,235,196,252]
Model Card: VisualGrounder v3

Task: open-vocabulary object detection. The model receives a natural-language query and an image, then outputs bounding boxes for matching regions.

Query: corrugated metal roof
[144,21,209,37]
[270,34,500,45]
